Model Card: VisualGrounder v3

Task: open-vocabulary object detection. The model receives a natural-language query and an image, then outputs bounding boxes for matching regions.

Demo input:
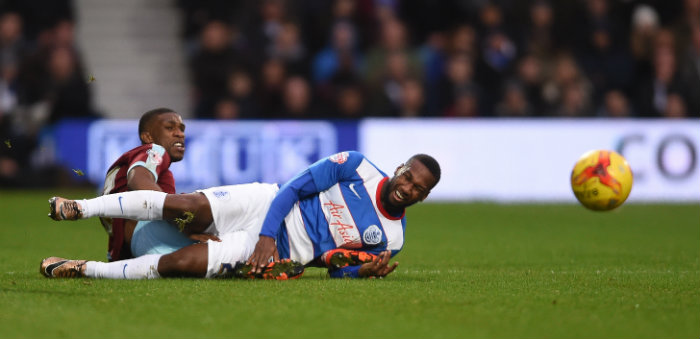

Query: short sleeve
[307,151,364,191]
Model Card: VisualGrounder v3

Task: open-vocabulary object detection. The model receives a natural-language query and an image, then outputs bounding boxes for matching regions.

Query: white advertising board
[359,119,700,202]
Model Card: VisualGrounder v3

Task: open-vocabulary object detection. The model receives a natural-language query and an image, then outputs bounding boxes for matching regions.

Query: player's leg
[40,243,209,279]
[41,235,303,279]
[130,220,197,257]
[49,191,167,221]
[41,254,164,279]
[49,191,214,232]
[159,192,214,233]
[156,242,209,277]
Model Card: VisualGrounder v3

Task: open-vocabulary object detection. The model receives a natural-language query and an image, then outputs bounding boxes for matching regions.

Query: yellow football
[571,150,633,211]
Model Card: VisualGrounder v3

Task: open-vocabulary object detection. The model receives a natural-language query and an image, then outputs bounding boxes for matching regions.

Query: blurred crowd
[178,0,700,120]
[0,0,97,187]
[0,0,698,187]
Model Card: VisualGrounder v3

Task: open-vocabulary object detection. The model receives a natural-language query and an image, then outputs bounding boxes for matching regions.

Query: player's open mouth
[394,190,404,202]
[174,142,185,151]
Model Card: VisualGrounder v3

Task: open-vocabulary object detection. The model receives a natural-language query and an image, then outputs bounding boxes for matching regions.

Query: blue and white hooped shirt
[259,151,406,274]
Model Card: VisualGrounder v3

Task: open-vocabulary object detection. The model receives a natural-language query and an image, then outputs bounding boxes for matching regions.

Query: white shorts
[196,183,279,278]
[196,183,279,236]
[205,231,258,278]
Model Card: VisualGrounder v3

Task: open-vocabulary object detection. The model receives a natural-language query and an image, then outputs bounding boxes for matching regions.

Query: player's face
[384,160,436,209]
[148,113,186,162]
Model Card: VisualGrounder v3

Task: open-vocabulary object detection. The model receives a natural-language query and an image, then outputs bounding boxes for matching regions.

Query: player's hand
[187,233,221,243]
[358,251,398,278]
[247,235,279,274]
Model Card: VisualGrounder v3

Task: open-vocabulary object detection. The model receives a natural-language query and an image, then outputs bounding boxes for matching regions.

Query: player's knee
[166,193,208,216]
[158,251,206,277]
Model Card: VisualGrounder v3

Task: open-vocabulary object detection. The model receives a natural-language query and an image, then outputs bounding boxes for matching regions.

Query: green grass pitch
[0,189,698,338]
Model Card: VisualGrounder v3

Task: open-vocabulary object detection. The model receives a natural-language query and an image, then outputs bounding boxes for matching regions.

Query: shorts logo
[363,225,382,245]
[147,149,163,166]
[212,190,230,201]
[329,152,349,164]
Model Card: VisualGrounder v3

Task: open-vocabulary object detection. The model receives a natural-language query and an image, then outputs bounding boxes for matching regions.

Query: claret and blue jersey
[258,151,406,277]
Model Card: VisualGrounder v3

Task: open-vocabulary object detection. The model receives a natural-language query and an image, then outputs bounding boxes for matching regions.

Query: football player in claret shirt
[86,108,192,261]
[43,151,441,280]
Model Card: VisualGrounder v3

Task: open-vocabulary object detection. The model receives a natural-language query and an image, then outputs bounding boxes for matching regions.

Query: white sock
[79,190,167,220]
[84,254,162,279]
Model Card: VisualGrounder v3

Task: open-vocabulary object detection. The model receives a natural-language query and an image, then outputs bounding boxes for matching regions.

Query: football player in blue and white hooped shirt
[248,151,441,278]
[42,151,441,280]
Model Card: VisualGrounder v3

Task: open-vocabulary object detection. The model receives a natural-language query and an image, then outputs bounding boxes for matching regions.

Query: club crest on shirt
[147,149,163,166]
[363,225,383,245]
[329,152,349,164]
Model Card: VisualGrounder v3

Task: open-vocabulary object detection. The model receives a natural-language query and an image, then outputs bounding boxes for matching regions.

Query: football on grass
[570,150,633,211]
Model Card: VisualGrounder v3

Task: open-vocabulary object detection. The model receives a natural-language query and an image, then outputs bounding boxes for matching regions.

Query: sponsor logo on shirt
[324,201,362,248]
[329,152,349,164]
[363,225,383,245]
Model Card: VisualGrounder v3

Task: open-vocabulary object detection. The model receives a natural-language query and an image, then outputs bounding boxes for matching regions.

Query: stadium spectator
[367,50,421,117]
[477,2,507,36]
[331,82,367,118]
[0,12,22,123]
[175,0,240,51]
[597,89,633,117]
[553,82,593,117]
[43,45,94,124]
[418,31,447,116]
[364,18,423,97]
[312,21,362,86]
[0,12,26,75]
[213,98,240,120]
[577,22,634,106]
[519,0,557,59]
[313,22,365,117]
[267,21,307,76]
[447,24,478,61]
[671,0,700,60]
[281,76,315,119]
[437,53,483,116]
[225,69,258,119]
[541,53,592,116]
[629,4,660,81]
[447,86,480,117]
[478,30,517,110]
[256,57,287,118]
[188,20,244,119]
[394,78,426,117]
[572,0,625,55]
[15,18,94,125]
[677,21,700,116]
[242,0,287,68]
[663,93,688,118]
[10,0,74,43]
[514,54,546,115]
[635,45,683,117]
[494,80,533,117]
